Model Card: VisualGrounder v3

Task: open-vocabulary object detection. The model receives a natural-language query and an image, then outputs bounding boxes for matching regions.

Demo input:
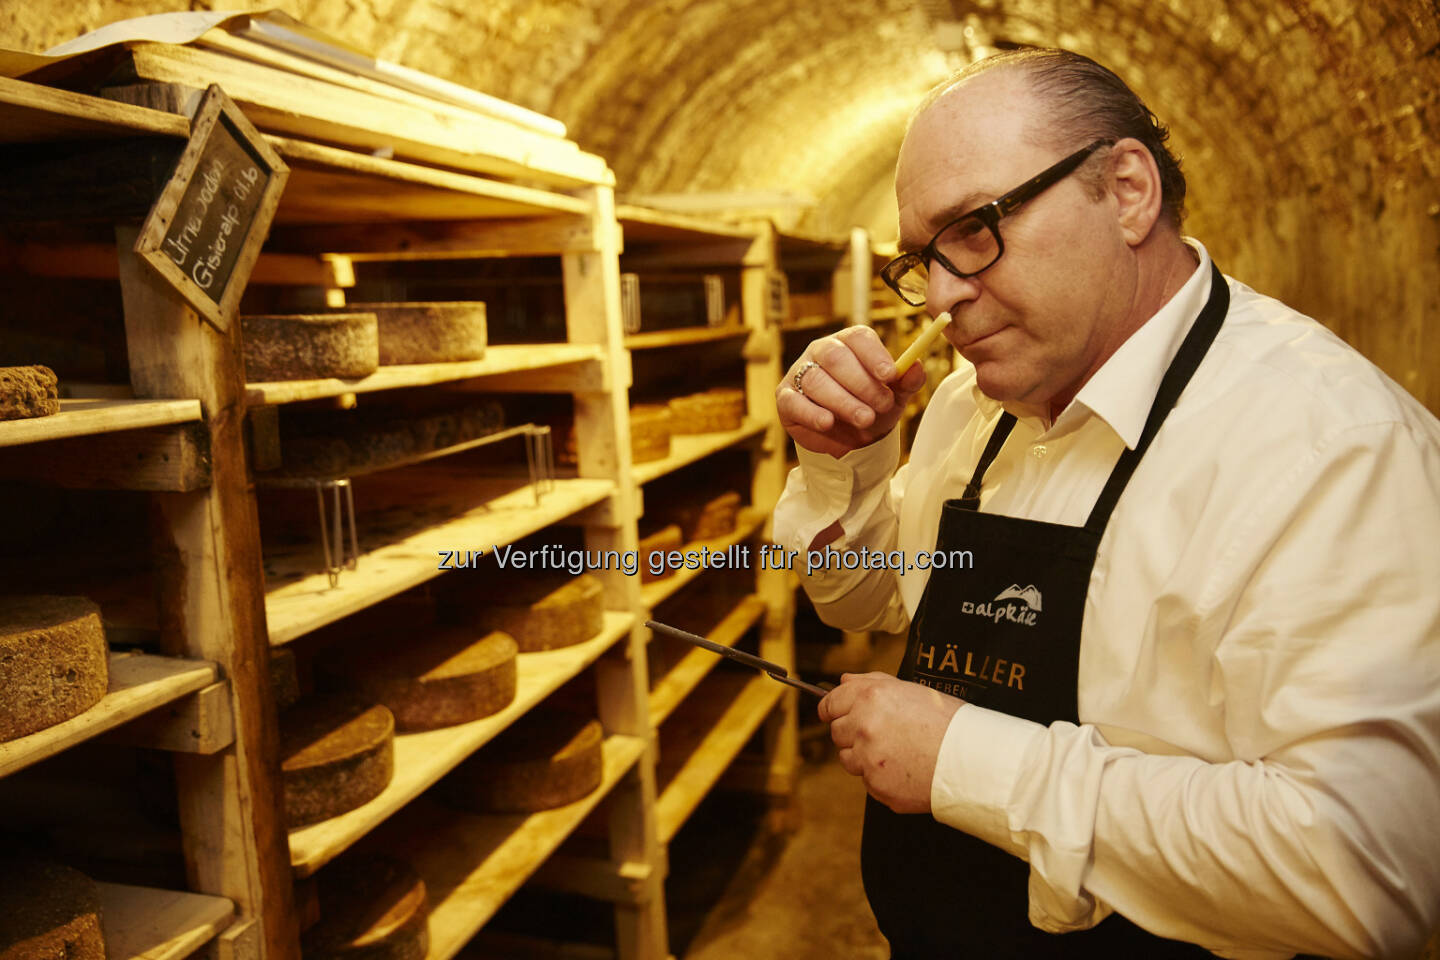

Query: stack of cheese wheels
[241,313,380,382]
[320,627,518,731]
[302,852,430,960]
[667,387,746,434]
[667,491,743,541]
[280,696,395,828]
[0,365,59,421]
[0,861,106,960]
[279,399,505,479]
[629,404,673,463]
[343,302,487,365]
[639,525,683,583]
[0,596,109,743]
[443,574,602,653]
[442,708,604,814]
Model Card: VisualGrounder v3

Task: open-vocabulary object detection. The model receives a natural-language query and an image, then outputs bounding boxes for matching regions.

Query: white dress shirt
[772,241,1440,959]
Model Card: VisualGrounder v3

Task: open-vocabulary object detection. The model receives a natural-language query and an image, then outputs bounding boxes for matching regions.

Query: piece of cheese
[629,404,672,463]
[302,852,429,960]
[0,596,108,743]
[442,711,603,814]
[665,491,742,541]
[281,697,395,828]
[321,628,517,732]
[638,525,683,583]
[0,860,106,960]
[0,366,59,422]
[444,575,602,653]
[241,313,379,382]
[344,302,487,366]
[667,387,745,434]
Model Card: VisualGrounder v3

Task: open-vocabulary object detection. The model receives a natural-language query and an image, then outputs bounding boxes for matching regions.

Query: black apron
[861,263,1229,958]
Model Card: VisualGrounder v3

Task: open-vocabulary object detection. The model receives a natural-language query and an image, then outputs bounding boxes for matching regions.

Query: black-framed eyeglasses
[881,138,1115,306]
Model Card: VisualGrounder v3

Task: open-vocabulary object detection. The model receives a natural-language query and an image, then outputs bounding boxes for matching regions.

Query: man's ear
[1109,138,1165,246]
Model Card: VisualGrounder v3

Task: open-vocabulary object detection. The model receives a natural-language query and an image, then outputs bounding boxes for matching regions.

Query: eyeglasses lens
[939,216,999,275]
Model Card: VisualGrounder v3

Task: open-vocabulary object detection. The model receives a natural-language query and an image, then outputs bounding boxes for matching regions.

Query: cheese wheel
[322,628,517,732]
[242,314,379,382]
[444,575,603,653]
[443,711,603,814]
[281,697,395,828]
[0,596,108,743]
[0,366,59,422]
[667,491,743,540]
[0,860,105,960]
[280,400,504,478]
[271,647,300,712]
[638,525,683,583]
[343,302,487,366]
[302,853,429,960]
[667,387,745,434]
[629,404,672,463]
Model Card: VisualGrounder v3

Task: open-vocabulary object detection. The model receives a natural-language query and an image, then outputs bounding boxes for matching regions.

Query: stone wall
[2,0,1436,412]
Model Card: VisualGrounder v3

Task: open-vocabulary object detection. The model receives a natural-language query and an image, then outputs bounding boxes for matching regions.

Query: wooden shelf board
[243,344,603,406]
[265,476,615,645]
[639,510,766,609]
[866,304,926,324]
[96,882,234,960]
[0,652,218,778]
[622,325,748,351]
[395,733,647,960]
[288,612,633,878]
[781,315,847,333]
[615,204,756,243]
[0,399,202,448]
[632,420,767,485]
[655,673,784,843]
[0,76,189,143]
[648,595,767,727]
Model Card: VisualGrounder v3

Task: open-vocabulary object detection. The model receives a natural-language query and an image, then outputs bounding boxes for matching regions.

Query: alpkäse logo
[959,584,1042,626]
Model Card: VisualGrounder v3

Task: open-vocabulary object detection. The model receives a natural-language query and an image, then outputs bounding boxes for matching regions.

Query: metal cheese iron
[645,619,833,698]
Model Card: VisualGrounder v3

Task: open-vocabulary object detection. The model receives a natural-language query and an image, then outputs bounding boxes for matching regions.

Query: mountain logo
[994,584,1043,611]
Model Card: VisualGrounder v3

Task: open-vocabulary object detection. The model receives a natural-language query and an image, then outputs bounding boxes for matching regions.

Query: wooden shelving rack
[0,61,837,960]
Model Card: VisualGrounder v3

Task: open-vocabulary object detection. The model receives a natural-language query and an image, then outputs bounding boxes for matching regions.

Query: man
[773,48,1440,958]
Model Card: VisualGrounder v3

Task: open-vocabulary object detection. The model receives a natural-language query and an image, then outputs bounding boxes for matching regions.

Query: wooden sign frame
[134,84,288,333]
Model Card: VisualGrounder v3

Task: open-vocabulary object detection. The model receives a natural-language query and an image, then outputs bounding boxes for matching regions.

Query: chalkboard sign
[135,84,288,333]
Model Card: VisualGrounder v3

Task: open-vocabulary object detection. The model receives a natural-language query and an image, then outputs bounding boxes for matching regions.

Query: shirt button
[1031,444,1049,460]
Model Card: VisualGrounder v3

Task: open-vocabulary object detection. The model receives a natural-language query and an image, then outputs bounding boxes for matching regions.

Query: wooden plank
[780,314,846,333]
[0,75,189,143]
[631,420,767,486]
[0,398,201,448]
[614,204,756,242]
[117,222,298,960]
[655,674,784,843]
[622,325,747,351]
[288,614,633,878]
[638,511,767,610]
[106,682,236,754]
[0,136,182,223]
[528,854,655,904]
[97,882,235,960]
[0,652,217,778]
[266,215,602,258]
[242,344,604,406]
[8,241,350,287]
[264,476,615,645]
[648,595,767,727]
[122,44,611,189]
[392,734,647,960]
[0,422,210,491]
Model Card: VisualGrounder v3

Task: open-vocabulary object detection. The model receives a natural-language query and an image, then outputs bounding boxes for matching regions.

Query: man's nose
[925,263,982,317]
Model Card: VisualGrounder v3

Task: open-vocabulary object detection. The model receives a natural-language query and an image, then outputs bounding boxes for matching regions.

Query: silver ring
[793,360,820,397]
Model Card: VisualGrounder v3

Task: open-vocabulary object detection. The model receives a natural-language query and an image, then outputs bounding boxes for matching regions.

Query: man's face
[896,71,1133,410]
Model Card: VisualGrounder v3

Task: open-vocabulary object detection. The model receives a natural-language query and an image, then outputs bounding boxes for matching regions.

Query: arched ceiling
[2,0,1437,408]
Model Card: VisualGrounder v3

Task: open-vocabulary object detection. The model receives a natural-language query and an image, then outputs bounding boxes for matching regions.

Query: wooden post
[116,224,299,960]
[561,188,668,960]
[743,223,800,826]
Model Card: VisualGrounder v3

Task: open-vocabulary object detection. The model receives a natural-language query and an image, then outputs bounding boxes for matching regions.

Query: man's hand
[778,326,927,459]
[818,672,964,813]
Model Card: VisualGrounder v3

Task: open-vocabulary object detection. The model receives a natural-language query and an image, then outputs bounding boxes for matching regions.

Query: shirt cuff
[930,702,1046,859]
[792,431,901,518]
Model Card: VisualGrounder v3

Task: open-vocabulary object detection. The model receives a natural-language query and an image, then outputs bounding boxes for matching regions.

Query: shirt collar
[963,239,1213,447]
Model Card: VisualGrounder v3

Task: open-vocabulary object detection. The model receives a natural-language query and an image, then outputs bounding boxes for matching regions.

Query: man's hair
[921,48,1187,229]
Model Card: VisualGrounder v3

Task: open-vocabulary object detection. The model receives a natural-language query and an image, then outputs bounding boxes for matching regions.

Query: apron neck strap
[1084,261,1230,534]
[957,412,1017,511]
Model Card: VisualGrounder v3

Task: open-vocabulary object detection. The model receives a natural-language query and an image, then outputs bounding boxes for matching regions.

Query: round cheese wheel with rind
[303,852,429,960]
[444,575,603,653]
[0,595,108,744]
[668,387,745,434]
[0,860,106,960]
[321,628,517,732]
[281,697,395,828]
[242,313,379,382]
[443,711,603,814]
[343,302,487,366]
